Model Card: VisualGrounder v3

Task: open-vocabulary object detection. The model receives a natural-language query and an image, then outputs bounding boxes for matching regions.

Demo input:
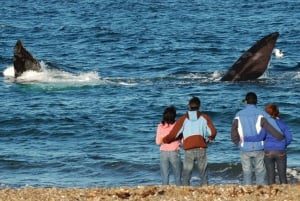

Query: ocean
[0,0,299,188]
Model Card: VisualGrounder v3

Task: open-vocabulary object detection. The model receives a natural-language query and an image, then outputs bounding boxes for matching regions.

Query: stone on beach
[0,184,299,201]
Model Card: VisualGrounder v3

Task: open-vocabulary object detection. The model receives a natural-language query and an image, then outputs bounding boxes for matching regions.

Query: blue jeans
[160,150,181,186]
[241,151,266,185]
[182,148,207,186]
[264,150,287,184]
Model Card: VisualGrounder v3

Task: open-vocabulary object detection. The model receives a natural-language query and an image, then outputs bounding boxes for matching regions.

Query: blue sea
[0,0,299,188]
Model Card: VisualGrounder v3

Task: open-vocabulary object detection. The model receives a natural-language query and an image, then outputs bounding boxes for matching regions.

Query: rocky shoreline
[0,184,299,201]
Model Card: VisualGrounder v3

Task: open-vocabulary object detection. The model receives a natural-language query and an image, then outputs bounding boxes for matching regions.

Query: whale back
[13,40,41,78]
[221,32,279,81]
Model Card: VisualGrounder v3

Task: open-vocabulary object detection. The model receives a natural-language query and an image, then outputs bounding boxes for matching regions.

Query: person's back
[235,104,265,151]
[179,110,213,150]
[261,118,289,151]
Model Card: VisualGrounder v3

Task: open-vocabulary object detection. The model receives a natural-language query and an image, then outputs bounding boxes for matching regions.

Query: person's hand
[206,138,212,144]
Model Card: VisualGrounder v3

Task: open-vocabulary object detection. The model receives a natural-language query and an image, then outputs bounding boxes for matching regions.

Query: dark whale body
[13,40,41,78]
[221,32,279,81]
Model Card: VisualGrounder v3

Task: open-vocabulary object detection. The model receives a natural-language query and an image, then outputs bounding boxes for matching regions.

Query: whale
[13,40,41,78]
[221,32,279,81]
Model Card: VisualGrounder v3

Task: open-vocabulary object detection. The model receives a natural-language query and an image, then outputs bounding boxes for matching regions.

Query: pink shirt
[156,123,180,151]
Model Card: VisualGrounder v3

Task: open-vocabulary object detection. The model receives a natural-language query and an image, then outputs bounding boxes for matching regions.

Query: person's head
[265,103,279,118]
[161,106,176,125]
[244,92,257,105]
[189,96,201,111]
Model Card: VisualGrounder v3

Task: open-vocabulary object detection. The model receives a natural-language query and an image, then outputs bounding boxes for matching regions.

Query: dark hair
[245,92,257,104]
[189,96,201,111]
[161,106,176,125]
[265,103,279,118]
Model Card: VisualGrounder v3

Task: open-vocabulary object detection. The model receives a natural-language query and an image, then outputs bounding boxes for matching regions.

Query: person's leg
[275,151,287,184]
[254,151,266,185]
[195,149,208,186]
[182,150,194,186]
[241,151,253,185]
[170,150,182,186]
[160,151,170,185]
[264,152,275,185]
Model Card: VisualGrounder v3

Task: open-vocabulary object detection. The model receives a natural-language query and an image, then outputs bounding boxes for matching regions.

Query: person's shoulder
[276,118,284,122]
[235,109,243,114]
[276,118,288,127]
[199,112,212,120]
[157,122,166,128]
[235,107,247,115]
[248,106,265,115]
[178,113,188,120]
[200,111,208,116]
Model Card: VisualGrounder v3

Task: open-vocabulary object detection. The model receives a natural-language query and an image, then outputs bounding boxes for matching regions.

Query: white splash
[212,71,221,78]
[287,168,300,181]
[293,72,300,79]
[2,65,15,77]
[3,61,103,84]
[273,48,284,58]
[2,62,139,87]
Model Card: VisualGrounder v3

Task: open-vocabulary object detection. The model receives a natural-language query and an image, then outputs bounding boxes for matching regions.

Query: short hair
[189,96,201,111]
[265,103,279,118]
[245,92,257,104]
[162,106,176,125]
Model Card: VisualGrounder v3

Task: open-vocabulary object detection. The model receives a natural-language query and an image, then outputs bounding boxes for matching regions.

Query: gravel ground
[0,184,299,201]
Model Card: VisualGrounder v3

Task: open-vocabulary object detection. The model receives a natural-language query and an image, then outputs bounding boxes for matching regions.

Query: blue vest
[235,105,265,151]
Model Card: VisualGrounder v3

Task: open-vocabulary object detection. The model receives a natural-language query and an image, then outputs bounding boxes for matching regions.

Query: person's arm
[244,128,266,142]
[261,118,285,140]
[202,113,217,142]
[162,115,185,143]
[231,119,240,145]
[279,120,293,146]
[156,125,163,145]
[283,126,292,146]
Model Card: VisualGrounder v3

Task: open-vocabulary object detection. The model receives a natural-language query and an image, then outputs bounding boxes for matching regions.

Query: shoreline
[0,184,299,201]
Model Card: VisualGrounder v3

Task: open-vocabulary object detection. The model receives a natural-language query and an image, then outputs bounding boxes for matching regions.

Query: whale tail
[221,32,279,81]
[13,40,41,78]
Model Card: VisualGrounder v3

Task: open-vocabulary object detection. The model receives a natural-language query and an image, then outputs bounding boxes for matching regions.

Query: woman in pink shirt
[156,106,181,185]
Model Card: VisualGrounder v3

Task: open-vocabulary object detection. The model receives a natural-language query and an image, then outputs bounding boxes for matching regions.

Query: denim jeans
[264,150,287,184]
[182,148,207,186]
[160,150,181,186]
[241,151,266,185]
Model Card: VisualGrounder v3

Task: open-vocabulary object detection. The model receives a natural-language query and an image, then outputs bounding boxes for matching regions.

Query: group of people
[156,92,292,186]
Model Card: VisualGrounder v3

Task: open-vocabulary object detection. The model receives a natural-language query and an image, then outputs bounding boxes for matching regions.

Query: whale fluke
[221,32,279,81]
[13,40,41,78]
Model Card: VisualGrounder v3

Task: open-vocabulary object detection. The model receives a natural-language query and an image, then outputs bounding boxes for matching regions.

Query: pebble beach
[0,184,299,201]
